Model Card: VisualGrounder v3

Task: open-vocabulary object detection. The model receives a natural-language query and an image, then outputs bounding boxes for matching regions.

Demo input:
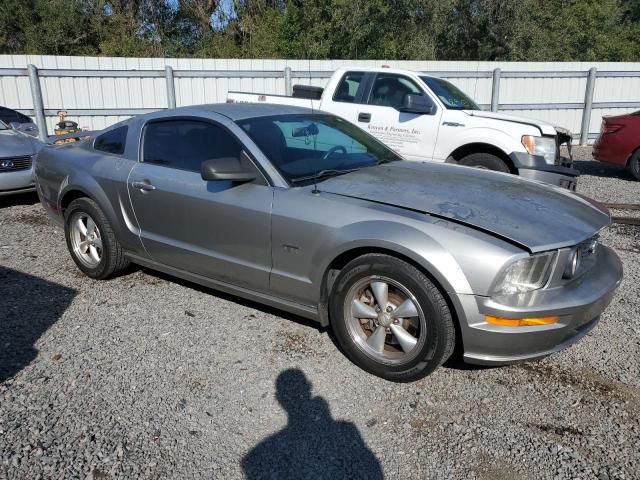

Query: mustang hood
[464,110,557,136]
[320,162,609,252]
[0,129,39,156]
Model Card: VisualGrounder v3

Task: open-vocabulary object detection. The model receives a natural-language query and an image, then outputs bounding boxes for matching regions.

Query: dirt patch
[531,423,583,437]
[13,210,50,226]
[272,330,325,358]
[517,363,639,412]
[473,453,525,480]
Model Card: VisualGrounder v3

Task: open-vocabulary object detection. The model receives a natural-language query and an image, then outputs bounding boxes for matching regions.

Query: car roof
[96,103,321,136]
[165,103,316,121]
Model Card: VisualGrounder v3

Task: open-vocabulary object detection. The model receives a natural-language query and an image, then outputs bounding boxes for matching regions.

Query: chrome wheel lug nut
[386,306,393,312]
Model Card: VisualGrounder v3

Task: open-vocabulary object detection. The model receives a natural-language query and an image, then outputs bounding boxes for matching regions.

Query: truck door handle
[131,180,156,191]
[358,112,371,123]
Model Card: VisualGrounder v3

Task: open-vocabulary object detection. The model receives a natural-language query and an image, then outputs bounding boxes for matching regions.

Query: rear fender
[58,173,141,252]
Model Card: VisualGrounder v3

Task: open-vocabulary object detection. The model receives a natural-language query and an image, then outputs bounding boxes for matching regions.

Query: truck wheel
[64,197,130,280]
[628,150,640,181]
[459,153,510,173]
[329,254,455,382]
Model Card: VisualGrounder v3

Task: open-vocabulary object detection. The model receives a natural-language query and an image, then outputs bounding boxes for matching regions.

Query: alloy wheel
[344,276,426,364]
[69,212,103,268]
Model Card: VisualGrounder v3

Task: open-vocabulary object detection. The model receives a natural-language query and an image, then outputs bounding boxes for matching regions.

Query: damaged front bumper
[511,129,579,190]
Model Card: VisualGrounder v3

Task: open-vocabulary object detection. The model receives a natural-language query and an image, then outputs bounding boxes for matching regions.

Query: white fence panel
[1,55,639,144]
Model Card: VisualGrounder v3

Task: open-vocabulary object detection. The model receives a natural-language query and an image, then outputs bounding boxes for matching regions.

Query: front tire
[628,150,640,181]
[64,197,129,279]
[329,254,455,382]
[459,152,510,173]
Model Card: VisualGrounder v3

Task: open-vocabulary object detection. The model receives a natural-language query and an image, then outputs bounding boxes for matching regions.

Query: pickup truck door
[317,71,370,126]
[354,73,442,161]
[127,118,273,292]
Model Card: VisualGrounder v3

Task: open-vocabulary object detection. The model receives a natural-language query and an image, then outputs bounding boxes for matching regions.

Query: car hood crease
[319,162,609,252]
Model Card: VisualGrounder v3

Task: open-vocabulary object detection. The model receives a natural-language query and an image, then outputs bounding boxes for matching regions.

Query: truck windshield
[237,114,401,185]
[420,76,480,111]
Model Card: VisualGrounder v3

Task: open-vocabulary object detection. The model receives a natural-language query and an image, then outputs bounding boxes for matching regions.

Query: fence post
[490,68,501,112]
[165,66,176,109]
[284,66,292,96]
[27,64,47,142]
[580,67,597,146]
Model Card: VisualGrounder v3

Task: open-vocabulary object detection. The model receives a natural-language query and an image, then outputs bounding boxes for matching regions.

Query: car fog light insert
[485,315,560,327]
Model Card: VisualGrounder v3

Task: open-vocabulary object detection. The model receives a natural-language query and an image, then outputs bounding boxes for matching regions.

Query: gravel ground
[1,149,639,480]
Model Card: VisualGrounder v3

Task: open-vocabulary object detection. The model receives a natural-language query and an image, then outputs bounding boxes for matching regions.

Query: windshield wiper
[290,168,360,184]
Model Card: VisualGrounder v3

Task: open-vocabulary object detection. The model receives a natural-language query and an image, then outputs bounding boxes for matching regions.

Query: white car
[228,66,578,189]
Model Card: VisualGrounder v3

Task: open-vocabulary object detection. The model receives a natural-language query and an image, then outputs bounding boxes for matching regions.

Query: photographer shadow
[242,369,382,480]
[0,266,76,382]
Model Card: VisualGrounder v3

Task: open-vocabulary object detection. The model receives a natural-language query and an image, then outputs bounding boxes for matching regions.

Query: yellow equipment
[53,111,80,143]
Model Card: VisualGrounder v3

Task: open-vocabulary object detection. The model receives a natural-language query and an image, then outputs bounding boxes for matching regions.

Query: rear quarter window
[94,126,128,155]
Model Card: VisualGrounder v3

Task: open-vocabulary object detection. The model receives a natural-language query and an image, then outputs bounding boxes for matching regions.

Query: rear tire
[628,150,640,181]
[459,152,510,173]
[64,197,129,280]
[329,254,455,382]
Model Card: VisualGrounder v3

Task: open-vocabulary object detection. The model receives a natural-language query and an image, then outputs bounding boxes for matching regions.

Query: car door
[128,117,273,292]
[319,71,370,126]
[355,73,442,161]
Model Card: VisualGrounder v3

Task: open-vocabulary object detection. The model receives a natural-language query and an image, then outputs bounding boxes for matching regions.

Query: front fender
[444,126,524,160]
[312,220,473,298]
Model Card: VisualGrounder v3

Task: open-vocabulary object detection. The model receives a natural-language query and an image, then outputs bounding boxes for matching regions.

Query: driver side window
[143,119,242,172]
[368,74,424,110]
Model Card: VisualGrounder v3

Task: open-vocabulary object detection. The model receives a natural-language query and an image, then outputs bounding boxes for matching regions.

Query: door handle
[131,180,156,191]
[358,112,371,123]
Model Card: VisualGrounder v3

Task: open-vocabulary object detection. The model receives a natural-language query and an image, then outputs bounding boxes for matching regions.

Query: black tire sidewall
[460,153,510,173]
[629,151,640,181]
[330,255,453,382]
[64,198,112,279]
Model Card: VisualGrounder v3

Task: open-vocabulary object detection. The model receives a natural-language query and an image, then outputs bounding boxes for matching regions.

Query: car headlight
[521,135,557,165]
[493,251,556,295]
[562,236,599,280]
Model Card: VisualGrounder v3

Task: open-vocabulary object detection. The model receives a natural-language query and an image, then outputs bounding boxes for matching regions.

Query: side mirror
[201,152,256,182]
[400,94,435,115]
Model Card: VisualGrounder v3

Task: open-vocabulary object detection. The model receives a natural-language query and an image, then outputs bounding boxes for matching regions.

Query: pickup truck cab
[228,66,578,189]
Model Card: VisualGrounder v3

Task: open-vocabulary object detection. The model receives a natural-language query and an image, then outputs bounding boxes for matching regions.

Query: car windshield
[420,76,480,110]
[237,114,401,184]
[0,120,8,130]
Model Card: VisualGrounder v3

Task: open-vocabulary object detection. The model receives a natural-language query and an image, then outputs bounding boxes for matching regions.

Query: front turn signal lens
[485,315,560,327]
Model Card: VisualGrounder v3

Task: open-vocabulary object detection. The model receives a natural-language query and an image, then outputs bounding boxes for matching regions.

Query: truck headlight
[521,135,557,165]
[493,251,556,295]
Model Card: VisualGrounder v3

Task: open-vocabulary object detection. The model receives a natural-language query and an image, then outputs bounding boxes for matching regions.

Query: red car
[592,111,640,180]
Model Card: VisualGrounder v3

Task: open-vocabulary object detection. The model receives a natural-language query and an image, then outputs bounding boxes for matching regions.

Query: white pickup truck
[228,66,578,189]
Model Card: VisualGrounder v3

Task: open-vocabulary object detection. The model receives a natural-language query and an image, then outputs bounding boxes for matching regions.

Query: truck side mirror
[400,94,435,115]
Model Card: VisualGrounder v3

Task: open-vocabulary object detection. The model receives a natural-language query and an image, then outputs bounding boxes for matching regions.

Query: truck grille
[0,155,32,172]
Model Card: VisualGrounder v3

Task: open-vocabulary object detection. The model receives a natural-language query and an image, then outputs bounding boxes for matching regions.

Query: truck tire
[329,253,455,382]
[459,153,510,173]
[628,150,640,181]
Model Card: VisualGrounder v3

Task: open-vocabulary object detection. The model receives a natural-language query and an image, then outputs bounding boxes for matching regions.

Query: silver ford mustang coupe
[34,104,622,381]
